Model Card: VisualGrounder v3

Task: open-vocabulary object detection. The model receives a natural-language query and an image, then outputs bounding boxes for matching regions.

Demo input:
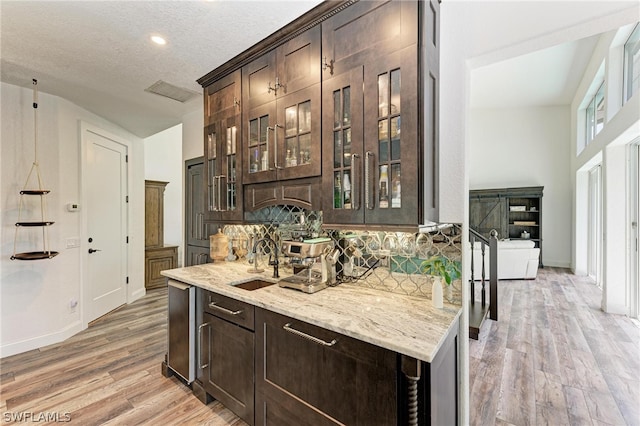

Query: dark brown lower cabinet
[400,323,459,426]
[195,290,255,425]
[190,290,458,426]
[255,308,398,425]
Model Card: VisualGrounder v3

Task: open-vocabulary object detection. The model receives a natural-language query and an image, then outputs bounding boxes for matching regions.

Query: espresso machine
[279,238,338,294]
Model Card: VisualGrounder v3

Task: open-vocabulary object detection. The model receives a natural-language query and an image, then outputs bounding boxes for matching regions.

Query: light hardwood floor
[470,267,640,426]
[0,287,245,426]
[2,269,638,425]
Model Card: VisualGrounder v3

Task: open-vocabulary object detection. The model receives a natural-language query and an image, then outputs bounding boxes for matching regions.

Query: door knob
[88,248,101,254]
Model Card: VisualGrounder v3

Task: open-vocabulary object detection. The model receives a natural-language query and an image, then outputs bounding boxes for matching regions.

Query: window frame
[585,81,605,146]
[623,23,640,103]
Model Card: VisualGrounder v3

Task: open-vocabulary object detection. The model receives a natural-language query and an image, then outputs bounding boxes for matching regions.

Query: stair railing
[469,228,498,321]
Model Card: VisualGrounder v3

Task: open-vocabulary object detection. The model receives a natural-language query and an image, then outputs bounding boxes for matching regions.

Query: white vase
[431,276,443,309]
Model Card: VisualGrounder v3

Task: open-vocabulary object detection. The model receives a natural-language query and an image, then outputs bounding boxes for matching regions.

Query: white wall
[1,82,145,357]
[570,24,640,314]
[182,108,204,162]
[469,106,572,267]
[440,2,639,423]
[144,124,183,264]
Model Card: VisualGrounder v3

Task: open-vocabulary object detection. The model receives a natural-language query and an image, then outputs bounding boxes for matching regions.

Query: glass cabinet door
[363,47,419,226]
[274,85,321,181]
[204,70,243,223]
[377,69,402,210]
[243,102,277,185]
[205,118,243,222]
[206,124,219,214]
[322,67,364,225]
[223,119,238,213]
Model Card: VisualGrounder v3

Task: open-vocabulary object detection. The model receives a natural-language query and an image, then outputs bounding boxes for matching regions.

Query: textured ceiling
[0,0,323,138]
[0,1,619,137]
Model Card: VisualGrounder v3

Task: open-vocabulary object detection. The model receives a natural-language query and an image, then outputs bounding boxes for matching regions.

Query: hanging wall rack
[11,79,59,260]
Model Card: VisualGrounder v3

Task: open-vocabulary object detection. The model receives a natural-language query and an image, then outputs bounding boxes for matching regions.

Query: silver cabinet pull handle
[216,176,220,212]
[266,126,274,171]
[274,124,283,169]
[283,323,337,347]
[208,302,243,316]
[198,322,210,369]
[212,175,218,211]
[365,151,374,210]
[352,153,360,211]
[218,175,227,212]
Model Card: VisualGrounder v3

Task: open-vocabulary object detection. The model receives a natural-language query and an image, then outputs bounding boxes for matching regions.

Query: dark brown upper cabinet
[242,25,321,185]
[204,70,243,223]
[321,0,423,228]
[197,0,440,226]
[204,68,241,127]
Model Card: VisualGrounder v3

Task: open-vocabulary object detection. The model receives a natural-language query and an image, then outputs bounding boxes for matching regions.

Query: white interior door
[85,130,128,322]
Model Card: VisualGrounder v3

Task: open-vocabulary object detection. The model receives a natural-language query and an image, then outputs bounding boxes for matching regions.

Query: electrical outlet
[65,237,80,248]
[69,299,78,313]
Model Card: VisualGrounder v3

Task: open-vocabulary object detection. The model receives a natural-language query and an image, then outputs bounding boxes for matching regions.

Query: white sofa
[468,239,540,280]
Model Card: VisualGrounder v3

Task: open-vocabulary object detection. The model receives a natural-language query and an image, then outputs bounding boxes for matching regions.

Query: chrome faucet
[252,236,280,278]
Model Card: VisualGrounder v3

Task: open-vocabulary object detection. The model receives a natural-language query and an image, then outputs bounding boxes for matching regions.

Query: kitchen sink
[233,280,276,291]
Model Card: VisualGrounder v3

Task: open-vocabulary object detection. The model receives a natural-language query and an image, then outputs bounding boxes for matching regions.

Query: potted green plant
[421,255,462,307]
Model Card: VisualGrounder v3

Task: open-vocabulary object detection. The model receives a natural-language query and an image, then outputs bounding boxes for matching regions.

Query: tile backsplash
[218,205,462,306]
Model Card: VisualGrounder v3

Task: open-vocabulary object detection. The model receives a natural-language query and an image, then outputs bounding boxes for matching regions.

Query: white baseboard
[0,321,83,359]
[543,260,571,268]
[130,287,146,303]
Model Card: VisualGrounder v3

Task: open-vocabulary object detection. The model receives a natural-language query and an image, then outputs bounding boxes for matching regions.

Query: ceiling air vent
[144,80,200,103]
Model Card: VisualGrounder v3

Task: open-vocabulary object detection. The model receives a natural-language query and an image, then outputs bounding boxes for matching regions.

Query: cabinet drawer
[202,290,255,331]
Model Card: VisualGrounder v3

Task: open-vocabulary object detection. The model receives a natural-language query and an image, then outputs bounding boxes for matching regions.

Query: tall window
[624,23,640,103]
[585,81,605,145]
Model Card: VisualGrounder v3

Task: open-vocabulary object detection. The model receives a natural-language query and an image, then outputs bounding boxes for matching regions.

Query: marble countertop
[161,261,461,363]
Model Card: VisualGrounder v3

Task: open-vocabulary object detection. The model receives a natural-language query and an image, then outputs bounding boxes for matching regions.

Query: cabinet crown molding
[197,0,356,88]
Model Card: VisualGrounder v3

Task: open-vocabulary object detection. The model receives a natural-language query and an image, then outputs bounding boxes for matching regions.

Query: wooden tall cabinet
[145,180,178,288]
[204,70,243,223]
[470,186,544,267]
[185,158,213,266]
[321,0,422,227]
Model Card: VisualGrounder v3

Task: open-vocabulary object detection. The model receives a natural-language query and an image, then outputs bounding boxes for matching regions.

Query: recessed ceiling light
[151,35,166,45]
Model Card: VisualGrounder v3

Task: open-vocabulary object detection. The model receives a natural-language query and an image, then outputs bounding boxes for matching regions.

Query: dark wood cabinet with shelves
[197,0,439,224]
[470,186,544,267]
[242,25,322,186]
[145,180,177,288]
[194,289,255,425]
[321,0,437,228]
[204,70,243,223]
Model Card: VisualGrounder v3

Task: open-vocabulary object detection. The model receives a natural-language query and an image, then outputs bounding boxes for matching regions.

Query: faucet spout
[253,236,280,278]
